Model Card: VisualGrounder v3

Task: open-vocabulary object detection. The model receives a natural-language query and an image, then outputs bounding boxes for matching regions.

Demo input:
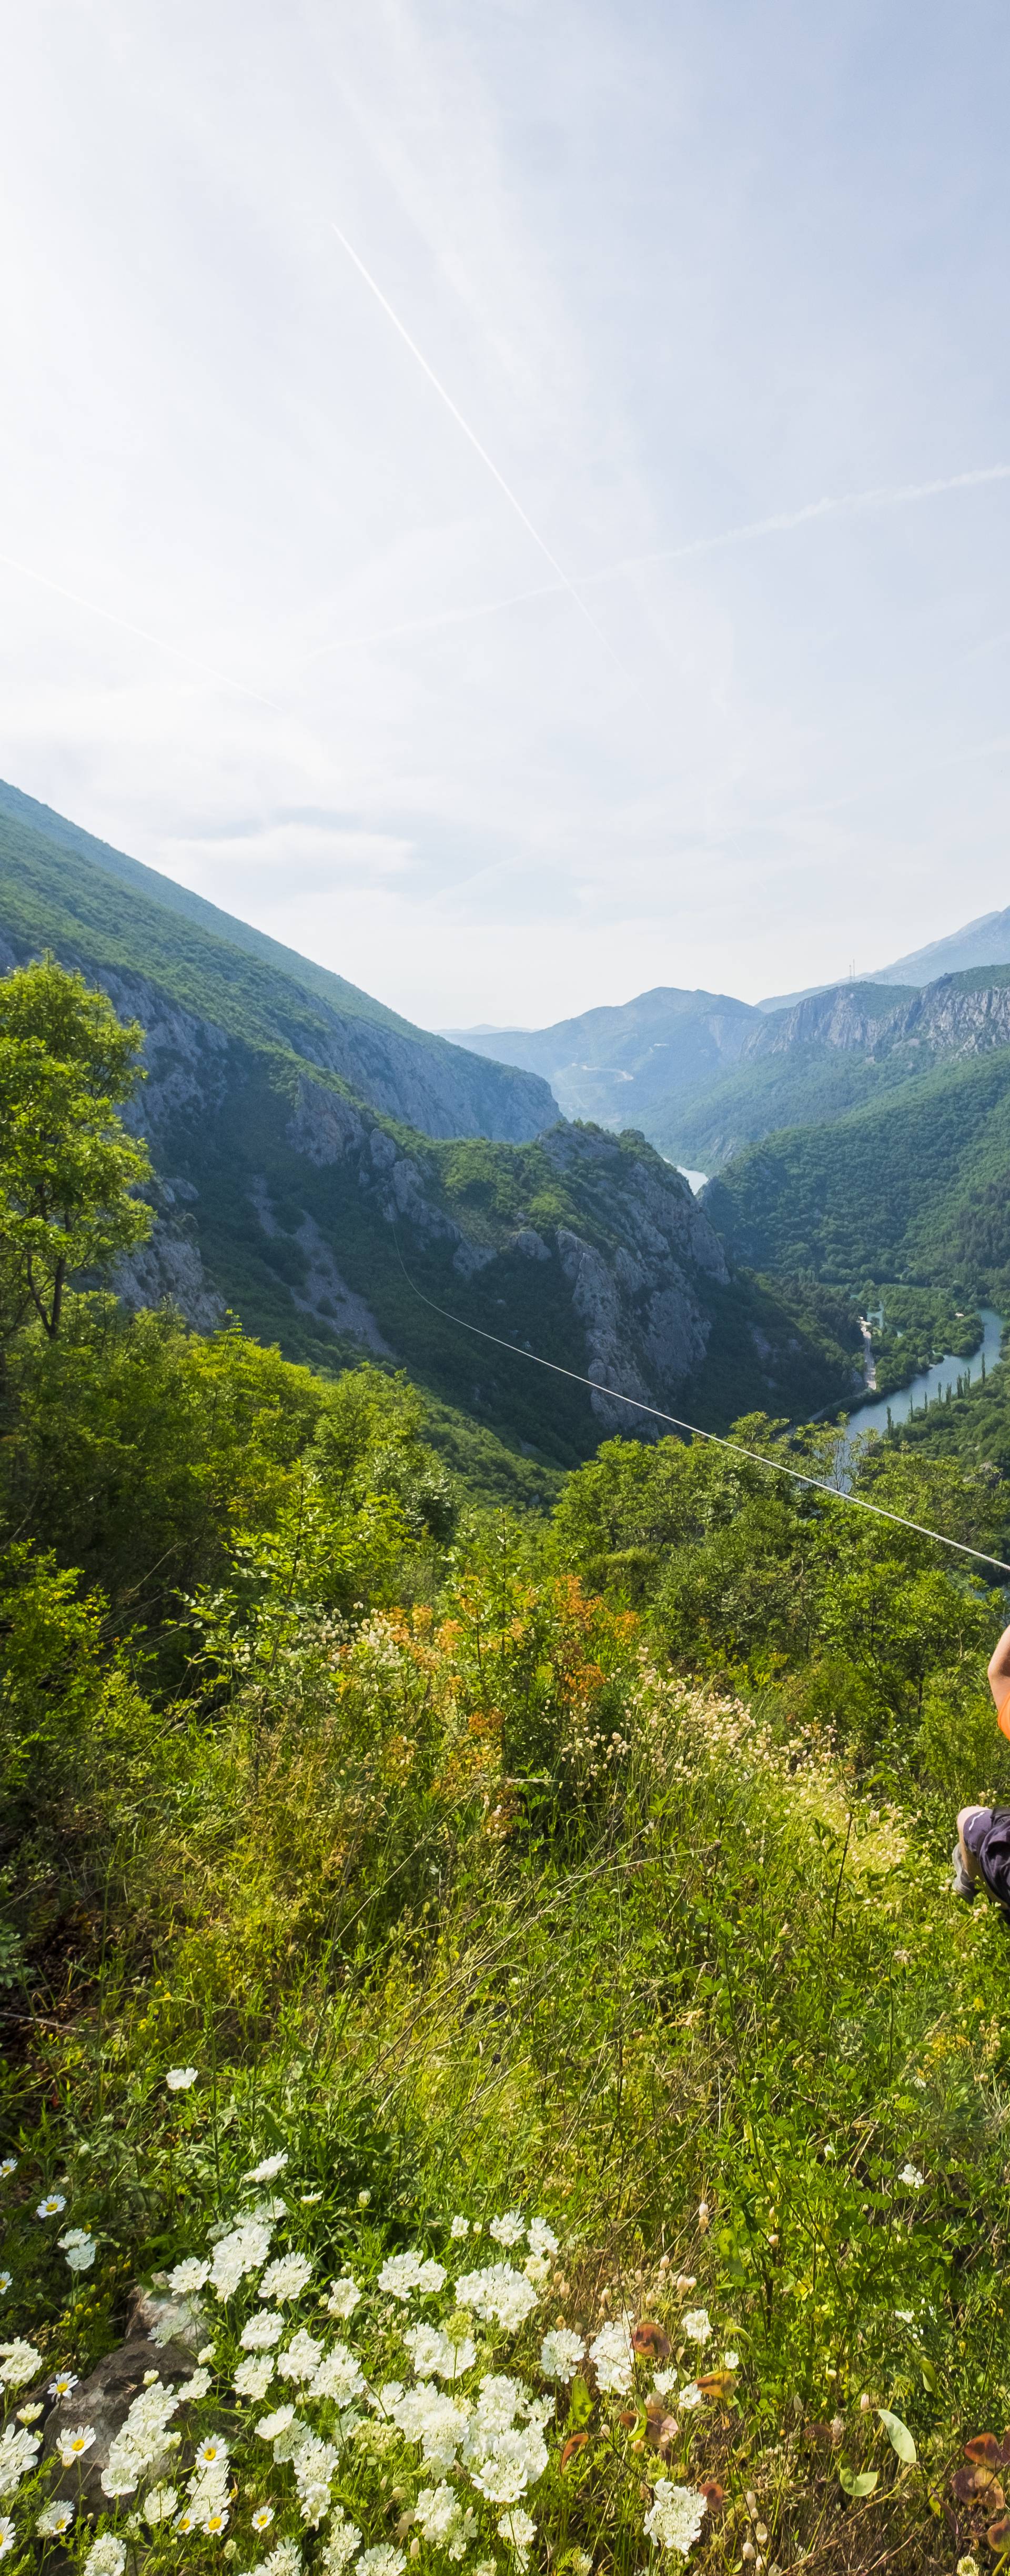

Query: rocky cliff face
[748,976,1010,1065]
[285,1075,730,1431]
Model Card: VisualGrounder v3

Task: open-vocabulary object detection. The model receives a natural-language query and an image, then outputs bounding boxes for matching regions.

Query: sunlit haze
[3,3,1010,1025]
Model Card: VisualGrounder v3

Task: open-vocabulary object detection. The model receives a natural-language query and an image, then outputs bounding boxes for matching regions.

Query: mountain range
[0,782,862,1472]
[443,955,1010,1172]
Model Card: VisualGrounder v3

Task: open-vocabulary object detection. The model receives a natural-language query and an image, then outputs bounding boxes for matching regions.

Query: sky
[3,2,1010,1031]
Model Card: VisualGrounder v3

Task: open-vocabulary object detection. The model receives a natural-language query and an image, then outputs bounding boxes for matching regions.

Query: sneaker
[952,1842,975,1900]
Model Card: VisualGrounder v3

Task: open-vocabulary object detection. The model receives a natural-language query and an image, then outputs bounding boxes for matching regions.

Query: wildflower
[527,2218,558,2257]
[357,2190,371,2208]
[449,2217,470,2239]
[211,2222,274,2300]
[176,2508,199,2535]
[358,2550,406,2576]
[308,2343,367,2404]
[644,2480,708,2557]
[36,2193,66,2218]
[390,2386,472,2472]
[898,2164,924,2190]
[58,2424,98,2466]
[252,2506,275,2532]
[256,2406,295,2441]
[301,2193,322,2205]
[235,2355,275,2400]
[83,2539,127,2576]
[957,2560,981,2576]
[241,2307,285,2350]
[0,2162,16,2180]
[198,2346,216,2364]
[37,2500,76,2537]
[185,2366,212,2399]
[201,2506,230,2536]
[0,2521,14,2562]
[48,2370,79,2398]
[455,2265,538,2333]
[723,2350,739,2370]
[523,2253,551,2288]
[415,2482,478,2559]
[59,2228,97,2273]
[681,2308,712,2345]
[245,2153,289,2183]
[168,2255,211,2295]
[325,2276,361,2320]
[497,2508,537,2558]
[379,2251,447,2301]
[678,2382,703,2410]
[145,2486,179,2524]
[195,2438,229,2471]
[651,2368,678,2396]
[321,2510,361,2575]
[260,2253,312,2303]
[540,2328,584,2381]
[589,2321,634,2395]
[263,2547,302,2576]
[489,2213,526,2248]
[697,2202,710,2230]
[0,2280,8,2299]
[468,2424,549,2503]
[277,2329,323,2384]
[474,2563,498,2576]
[0,2341,42,2390]
[165,2068,198,2091]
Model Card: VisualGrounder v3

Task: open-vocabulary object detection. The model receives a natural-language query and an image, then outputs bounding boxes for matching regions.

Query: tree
[0,954,153,1341]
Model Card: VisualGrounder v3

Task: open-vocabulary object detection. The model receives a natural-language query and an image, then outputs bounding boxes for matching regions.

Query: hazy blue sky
[4,2,1010,1027]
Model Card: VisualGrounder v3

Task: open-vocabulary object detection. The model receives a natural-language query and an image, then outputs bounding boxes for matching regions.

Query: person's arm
[988,1622,1010,1711]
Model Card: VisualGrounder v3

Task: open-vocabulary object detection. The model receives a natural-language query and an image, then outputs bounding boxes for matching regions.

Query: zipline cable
[392,1231,1010,1579]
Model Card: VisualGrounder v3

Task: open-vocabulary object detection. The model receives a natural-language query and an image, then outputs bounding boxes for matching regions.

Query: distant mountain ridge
[759,902,1010,1011]
[439,985,761,1132]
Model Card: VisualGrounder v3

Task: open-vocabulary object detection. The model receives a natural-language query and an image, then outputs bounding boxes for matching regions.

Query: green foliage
[860,1284,981,1396]
[705,1045,1010,1292]
[5,951,1010,2572]
[0,956,152,1339]
[552,1420,1010,1787]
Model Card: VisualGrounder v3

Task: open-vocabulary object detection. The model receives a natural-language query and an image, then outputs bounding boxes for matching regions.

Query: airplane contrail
[577,461,1010,588]
[0,549,290,718]
[330,223,623,666]
[296,458,1010,671]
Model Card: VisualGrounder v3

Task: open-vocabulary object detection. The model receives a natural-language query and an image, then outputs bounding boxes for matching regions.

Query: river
[834,1303,1005,1484]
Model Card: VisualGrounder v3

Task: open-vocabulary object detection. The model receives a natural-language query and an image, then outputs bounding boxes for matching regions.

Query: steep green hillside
[0,786,557,1142]
[704,1045,1010,1294]
[119,1012,860,1457]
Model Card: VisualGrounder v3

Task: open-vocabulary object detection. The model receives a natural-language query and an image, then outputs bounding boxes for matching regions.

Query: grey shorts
[962,1807,1010,1911]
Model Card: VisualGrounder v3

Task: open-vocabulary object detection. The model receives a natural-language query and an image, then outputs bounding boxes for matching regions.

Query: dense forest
[3,961,1010,2576]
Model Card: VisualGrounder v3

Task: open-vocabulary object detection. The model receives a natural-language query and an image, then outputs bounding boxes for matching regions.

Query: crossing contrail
[297,457,1010,671]
[330,223,622,665]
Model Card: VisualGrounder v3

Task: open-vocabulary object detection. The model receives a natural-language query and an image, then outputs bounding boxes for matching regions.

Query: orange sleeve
[998,1692,1010,1741]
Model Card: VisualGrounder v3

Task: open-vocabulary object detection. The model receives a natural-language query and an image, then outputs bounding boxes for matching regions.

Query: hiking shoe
[952,1842,975,1900]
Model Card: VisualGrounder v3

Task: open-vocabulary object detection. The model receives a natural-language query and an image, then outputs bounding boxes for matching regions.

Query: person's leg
[955,1805,992,1898]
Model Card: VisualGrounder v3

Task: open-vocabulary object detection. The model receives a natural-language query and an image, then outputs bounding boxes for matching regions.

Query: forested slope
[704,1045,1010,1296]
